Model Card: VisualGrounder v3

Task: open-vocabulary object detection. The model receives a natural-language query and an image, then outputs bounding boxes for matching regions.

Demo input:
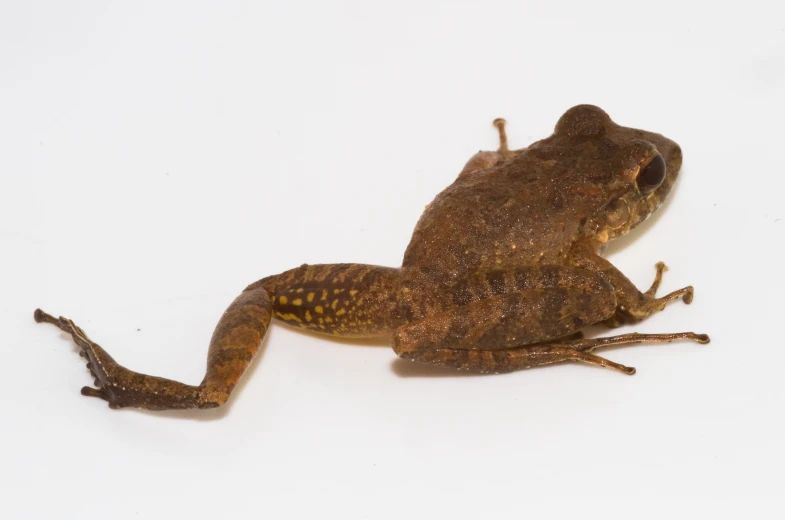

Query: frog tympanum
[35,105,709,411]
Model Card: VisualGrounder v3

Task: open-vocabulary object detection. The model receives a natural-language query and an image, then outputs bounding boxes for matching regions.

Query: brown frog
[35,105,709,411]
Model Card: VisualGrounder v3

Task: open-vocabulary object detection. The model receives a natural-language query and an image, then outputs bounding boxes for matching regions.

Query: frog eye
[636,154,666,195]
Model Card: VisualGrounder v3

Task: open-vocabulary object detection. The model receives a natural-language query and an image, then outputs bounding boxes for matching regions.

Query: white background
[2,1,784,518]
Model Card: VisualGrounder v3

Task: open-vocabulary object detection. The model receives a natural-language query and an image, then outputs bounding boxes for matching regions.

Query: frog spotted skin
[35,105,709,411]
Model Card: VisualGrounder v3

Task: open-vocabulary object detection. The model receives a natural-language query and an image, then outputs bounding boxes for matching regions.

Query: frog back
[398,147,599,318]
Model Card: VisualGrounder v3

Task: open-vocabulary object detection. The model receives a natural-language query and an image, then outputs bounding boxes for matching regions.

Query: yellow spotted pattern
[261,264,401,337]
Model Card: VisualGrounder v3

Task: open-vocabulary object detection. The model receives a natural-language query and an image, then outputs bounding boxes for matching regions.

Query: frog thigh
[393,284,616,355]
[34,264,404,411]
[249,263,404,338]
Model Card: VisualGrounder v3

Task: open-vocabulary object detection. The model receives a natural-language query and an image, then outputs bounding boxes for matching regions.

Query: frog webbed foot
[34,309,201,410]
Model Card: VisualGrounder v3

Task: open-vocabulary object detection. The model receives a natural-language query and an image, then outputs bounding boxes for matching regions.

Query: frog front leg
[393,266,708,374]
[569,241,695,326]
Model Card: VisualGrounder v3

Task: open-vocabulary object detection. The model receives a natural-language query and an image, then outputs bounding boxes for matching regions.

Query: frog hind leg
[393,286,631,374]
[392,266,709,375]
[393,298,710,375]
[249,263,403,337]
[34,284,272,410]
[396,330,709,375]
[35,264,404,410]
[526,330,711,374]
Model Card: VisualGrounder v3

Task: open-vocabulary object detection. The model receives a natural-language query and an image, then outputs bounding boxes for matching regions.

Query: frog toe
[681,286,695,304]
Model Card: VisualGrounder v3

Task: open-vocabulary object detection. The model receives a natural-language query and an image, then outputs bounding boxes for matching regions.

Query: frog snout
[668,145,683,173]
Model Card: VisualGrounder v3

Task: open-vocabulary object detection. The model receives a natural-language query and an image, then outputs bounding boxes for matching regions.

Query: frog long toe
[35,308,125,407]
[79,357,124,408]
[35,308,206,410]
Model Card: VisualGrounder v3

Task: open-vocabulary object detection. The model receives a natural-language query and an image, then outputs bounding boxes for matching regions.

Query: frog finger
[570,246,697,325]
[644,262,669,297]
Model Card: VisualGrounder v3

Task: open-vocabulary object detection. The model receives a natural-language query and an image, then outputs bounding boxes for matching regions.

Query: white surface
[2,1,784,518]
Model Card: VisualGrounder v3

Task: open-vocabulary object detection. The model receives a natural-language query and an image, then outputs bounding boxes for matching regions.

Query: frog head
[553,105,683,243]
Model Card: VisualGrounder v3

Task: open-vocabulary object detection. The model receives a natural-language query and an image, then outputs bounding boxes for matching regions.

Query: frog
[35,104,710,411]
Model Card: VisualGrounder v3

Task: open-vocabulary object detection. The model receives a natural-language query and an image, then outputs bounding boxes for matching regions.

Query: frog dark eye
[636,154,666,194]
